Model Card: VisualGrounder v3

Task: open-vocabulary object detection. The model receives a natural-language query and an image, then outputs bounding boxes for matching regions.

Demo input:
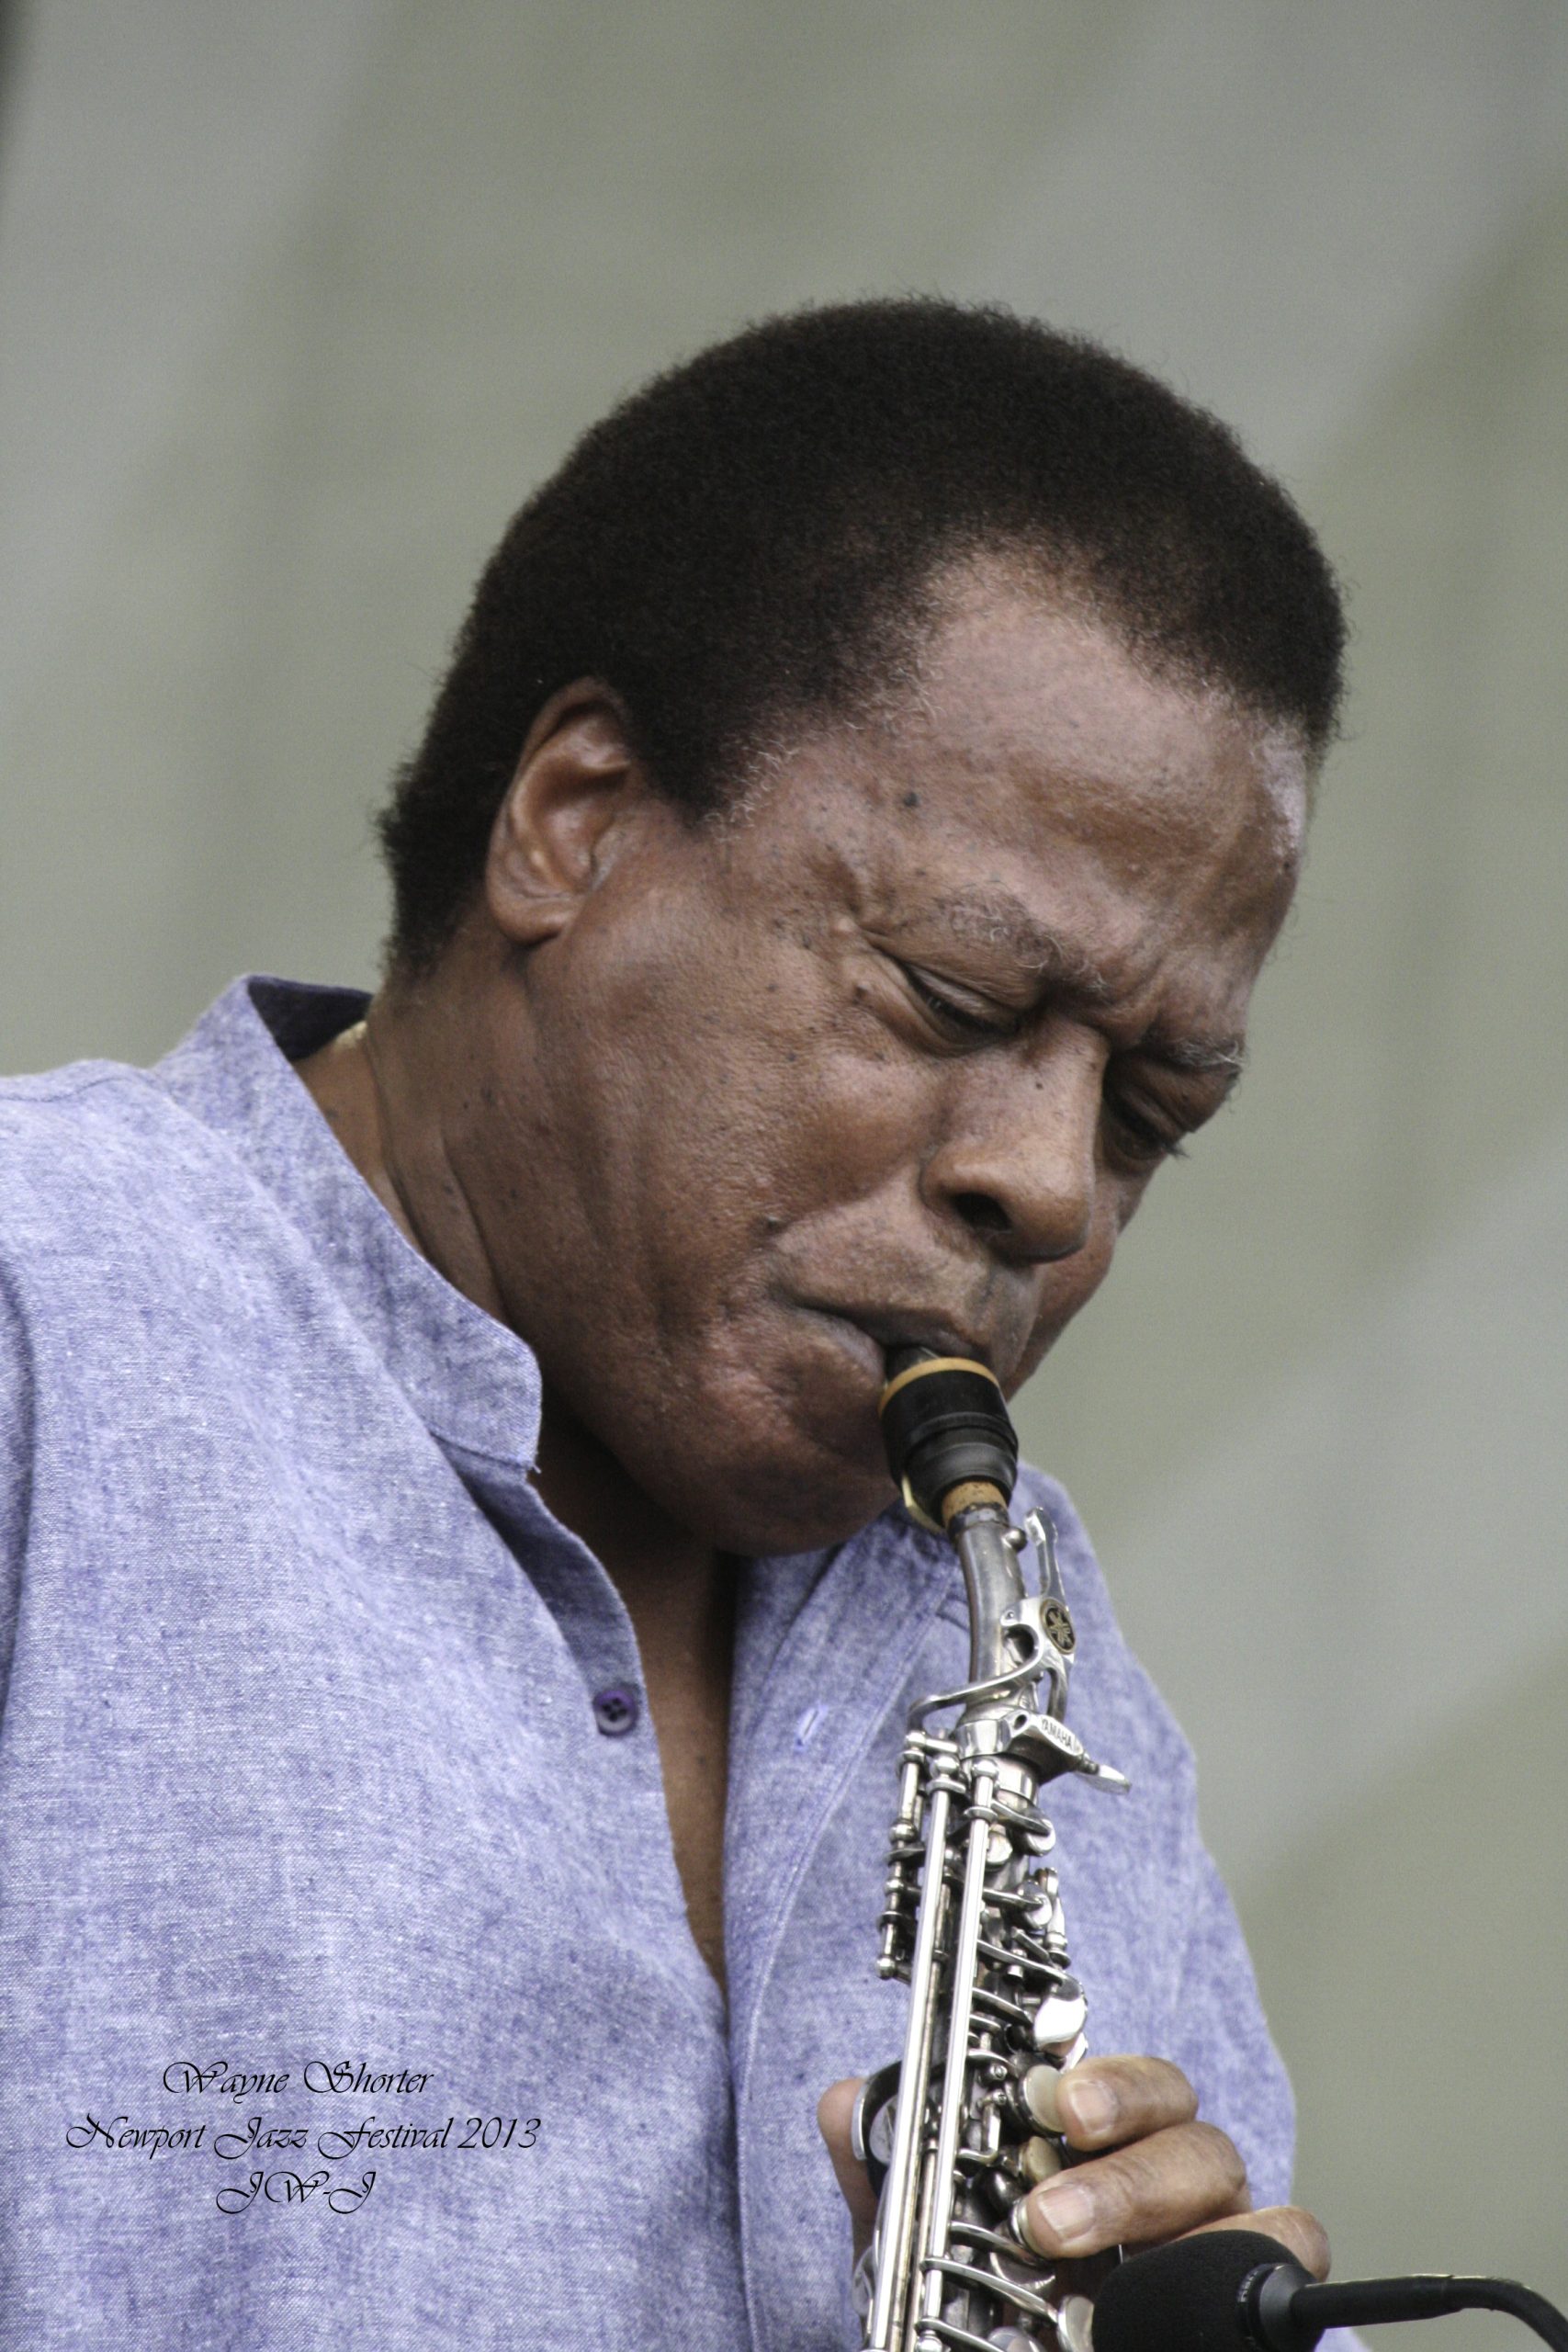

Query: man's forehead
[874,563,1314,829]
[734,579,1303,1065]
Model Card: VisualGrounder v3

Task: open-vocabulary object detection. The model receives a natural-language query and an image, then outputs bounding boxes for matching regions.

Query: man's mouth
[795,1302,998,1382]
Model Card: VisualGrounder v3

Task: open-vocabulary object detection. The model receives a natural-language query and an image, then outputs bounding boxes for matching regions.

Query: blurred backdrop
[2,1,1564,2335]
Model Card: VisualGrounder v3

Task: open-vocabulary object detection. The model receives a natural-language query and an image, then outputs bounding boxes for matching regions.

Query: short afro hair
[377,299,1345,976]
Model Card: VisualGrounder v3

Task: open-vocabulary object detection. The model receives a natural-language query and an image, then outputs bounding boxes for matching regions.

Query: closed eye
[897,961,1022,1044]
[1104,1093,1190,1168]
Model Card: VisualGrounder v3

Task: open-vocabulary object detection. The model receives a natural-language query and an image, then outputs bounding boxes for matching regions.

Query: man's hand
[817,2057,1328,2278]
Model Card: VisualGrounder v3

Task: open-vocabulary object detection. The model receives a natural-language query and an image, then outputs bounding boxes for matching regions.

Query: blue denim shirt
[0,978,1297,2352]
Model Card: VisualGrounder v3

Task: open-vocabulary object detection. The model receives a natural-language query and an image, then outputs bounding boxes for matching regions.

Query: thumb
[817,2076,878,2236]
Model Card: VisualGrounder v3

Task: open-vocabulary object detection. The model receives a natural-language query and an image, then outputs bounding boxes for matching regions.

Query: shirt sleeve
[1162,1833,1296,2211]
[1159,1835,1370,2352]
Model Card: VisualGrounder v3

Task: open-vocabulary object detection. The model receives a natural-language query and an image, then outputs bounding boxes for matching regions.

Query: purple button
[592,1685,639,1737]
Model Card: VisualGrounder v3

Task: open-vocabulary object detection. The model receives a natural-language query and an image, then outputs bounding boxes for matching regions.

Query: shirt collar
[154,974,543,1470]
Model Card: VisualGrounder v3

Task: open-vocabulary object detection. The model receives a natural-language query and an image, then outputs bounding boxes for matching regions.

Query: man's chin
[688,1453,897,1561]
[590,1306,910,1555]
[646,1403,897,1559]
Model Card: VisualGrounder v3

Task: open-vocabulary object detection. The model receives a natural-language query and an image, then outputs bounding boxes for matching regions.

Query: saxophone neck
[938,1494,1131,1795]
[945,1498,1031,1692]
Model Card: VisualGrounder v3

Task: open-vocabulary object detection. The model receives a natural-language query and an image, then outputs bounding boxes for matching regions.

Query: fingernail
[1025,2178,1096,2253]
[1061,2076,1117,2142]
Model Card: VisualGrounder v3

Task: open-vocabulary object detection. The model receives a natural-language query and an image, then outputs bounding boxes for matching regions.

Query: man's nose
[922,1025,1103,1264]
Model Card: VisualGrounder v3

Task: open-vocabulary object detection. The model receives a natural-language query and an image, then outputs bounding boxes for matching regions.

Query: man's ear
[484,681,649,947]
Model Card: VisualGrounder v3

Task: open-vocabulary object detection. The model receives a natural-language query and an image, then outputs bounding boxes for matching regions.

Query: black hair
[377,299,1345,975]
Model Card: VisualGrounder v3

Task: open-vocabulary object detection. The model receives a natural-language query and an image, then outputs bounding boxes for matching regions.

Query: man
[0,301,1346,2350]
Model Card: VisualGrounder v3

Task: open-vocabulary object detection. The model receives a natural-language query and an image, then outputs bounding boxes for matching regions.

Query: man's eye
[899,964,1019,1042]
[1106,1095,1189,1168]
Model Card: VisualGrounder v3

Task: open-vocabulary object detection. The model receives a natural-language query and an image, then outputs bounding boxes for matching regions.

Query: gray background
[2,3,1564,2337]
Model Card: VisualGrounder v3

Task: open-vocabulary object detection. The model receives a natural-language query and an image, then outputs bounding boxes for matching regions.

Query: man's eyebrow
[931,891,1247,1084]
[935,893,1116,1005]
[1138,1028,1247,1086]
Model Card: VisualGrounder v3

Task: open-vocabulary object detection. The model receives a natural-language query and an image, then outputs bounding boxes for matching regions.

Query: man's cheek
[791,1046,931,1182]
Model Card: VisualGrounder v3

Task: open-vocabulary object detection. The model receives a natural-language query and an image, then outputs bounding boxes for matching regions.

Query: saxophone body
[852,1351,1129,2352]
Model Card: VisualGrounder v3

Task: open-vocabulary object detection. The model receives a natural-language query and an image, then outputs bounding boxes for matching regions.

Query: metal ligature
[852,1347,1130,2352]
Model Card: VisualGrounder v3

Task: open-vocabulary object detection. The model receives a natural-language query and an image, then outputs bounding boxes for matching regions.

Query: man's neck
[531,1385,735,1677]
[293,1004,729,1610]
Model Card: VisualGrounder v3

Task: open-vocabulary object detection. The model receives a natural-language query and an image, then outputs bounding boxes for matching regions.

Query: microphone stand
[1092,2230,1568,2352]
[1258,2267,1568,2352]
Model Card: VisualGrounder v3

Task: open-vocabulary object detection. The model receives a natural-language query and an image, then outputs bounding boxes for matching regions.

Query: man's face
[461,572,1307,1555]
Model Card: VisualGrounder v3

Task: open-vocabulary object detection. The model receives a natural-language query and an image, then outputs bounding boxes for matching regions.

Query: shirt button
[592,1685,639,1737]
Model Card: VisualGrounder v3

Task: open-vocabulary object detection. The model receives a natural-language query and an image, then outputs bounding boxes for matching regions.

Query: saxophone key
[1030,1979,1088,2050]
[1017,2136,1066,2187]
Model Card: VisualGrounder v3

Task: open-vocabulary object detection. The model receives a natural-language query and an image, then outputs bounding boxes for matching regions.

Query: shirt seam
[0,1251,36,1733]
[0,1063,153,1114]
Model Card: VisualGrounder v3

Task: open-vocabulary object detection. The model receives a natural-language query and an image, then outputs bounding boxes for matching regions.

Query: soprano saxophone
[851,1348,1130,2352]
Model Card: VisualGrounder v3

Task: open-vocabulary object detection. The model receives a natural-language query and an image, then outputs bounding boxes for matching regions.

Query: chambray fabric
[0,977,1301,2352]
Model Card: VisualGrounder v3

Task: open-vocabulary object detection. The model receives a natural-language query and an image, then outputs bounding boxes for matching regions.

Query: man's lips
[795,1302,1001,1381]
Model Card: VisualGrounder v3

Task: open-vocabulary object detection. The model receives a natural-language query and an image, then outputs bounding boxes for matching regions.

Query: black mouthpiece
[878,1345,1018,1527]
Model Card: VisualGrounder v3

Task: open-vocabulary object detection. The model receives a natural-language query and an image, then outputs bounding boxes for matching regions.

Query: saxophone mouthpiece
[877,1348,1019,1531]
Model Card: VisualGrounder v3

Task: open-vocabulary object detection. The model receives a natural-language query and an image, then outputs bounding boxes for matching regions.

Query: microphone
[1090,2228,1568,2352]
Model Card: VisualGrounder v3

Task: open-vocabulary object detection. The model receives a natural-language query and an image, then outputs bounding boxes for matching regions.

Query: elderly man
[0,301,1345,2351]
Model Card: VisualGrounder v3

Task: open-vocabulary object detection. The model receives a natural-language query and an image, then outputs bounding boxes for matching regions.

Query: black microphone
[1090,2228,1568,2352]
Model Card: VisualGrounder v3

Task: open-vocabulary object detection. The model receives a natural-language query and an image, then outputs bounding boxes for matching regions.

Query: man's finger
[1019,2120,1248,2259]
[817,2076,878,2233]
[1183,2205,1330,2281]
[1031,2054,1200,2152]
